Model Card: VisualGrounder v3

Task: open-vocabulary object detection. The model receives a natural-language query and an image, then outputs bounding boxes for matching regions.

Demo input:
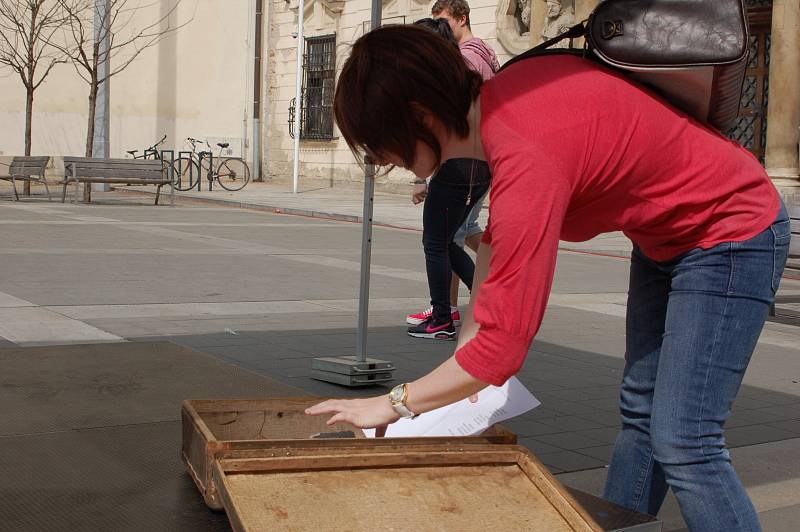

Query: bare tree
[53,0,187,157]
[0,1,66,157]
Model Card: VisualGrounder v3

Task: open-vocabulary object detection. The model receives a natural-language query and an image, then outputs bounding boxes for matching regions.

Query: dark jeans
[603,204,790,531]
[423,159,490,323]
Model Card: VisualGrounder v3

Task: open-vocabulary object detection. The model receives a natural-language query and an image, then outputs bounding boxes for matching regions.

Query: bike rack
[177,150,200,191]
[199,151,214,192]
[160,150,175,205]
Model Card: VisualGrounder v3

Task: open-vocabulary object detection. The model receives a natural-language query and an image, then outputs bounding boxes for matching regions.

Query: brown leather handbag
[504,0,749,131]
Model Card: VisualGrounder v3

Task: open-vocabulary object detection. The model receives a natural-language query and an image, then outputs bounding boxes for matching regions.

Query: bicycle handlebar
[145,134,168,151]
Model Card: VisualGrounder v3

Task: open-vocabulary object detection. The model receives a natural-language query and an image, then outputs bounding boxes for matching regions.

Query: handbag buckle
[601,20,624,40]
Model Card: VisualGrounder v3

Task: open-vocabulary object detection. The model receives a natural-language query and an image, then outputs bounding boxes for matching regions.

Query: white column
[765,0,800,186]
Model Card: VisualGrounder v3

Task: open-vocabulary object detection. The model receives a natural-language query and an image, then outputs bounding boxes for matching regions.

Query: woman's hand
[411,183,428,204]
[305,395,401,432]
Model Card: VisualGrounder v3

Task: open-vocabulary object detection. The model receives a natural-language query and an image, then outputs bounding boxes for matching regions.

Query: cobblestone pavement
[0,192,798,530]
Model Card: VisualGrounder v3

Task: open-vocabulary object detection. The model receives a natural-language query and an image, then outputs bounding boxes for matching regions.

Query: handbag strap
[500,23,587,72]
[536,22,587,52]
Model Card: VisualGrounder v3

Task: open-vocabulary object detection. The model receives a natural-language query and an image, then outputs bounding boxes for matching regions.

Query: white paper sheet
[363,376,540,438]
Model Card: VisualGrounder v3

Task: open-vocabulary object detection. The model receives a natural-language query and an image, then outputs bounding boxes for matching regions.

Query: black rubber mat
[0,341,304,531]
[0,341,300,436]
[0,422,230,531]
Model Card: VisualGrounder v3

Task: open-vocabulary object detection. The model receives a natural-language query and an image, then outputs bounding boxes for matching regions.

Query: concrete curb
[110,186,424,232]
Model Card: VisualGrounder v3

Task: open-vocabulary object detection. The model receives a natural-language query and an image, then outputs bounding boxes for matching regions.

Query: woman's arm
[403,241,492,413]
[305,243,494,428]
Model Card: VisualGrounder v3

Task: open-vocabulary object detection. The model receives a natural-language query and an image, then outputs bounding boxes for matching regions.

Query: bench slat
[63,157,165,180]
[66,169,165,179]
[8,156,49,175]
[69,177,171,184]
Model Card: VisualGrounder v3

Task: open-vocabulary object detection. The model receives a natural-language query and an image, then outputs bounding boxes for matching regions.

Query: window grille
[289,34,336,140]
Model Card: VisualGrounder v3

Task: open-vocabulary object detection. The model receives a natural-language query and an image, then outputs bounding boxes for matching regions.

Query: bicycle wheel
[216,158,250,191]
[171,157,201,191]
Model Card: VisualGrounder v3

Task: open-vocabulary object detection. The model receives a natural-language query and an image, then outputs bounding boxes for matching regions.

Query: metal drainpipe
[291,0,305,193]
[252,0,263,181]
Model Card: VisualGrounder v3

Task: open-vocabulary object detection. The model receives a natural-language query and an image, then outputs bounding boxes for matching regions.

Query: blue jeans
[453,189,487,248]
[603,205,790,531]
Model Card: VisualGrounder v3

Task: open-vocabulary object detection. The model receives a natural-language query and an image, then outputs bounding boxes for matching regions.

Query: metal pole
[252,0,263,182]
[93,0,110,161]
[291,0,305,194]
[355,1,382,363]
[370,0,381,31]
[356,157,376,362]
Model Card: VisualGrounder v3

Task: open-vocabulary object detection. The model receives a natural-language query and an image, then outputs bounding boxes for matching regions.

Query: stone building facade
[266,0,799,192]
[0,1,796,193]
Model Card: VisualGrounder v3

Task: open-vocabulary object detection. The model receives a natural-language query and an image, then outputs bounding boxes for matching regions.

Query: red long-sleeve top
[455,55,781,386]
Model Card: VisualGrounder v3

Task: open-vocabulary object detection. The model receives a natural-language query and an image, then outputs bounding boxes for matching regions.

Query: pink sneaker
[406,307,461,326]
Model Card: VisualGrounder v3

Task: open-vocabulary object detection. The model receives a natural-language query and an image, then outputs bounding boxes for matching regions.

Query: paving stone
[577,445,616,463]
[765,420,800,435]
[518,438,563,455]
[536,450,607,473]
[503,418,564,437]
[754,403,800,420]
[540,400,603,416]
[536,415,606,432]
[569,427,621,445]
[733,396,782,410]
[577,411,621,427]
[534,432,606,451]
[725,425,799,448]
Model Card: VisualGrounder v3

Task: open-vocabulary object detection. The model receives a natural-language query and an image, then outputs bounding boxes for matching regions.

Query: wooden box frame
[182,398,517,509]
[211,445,603,531]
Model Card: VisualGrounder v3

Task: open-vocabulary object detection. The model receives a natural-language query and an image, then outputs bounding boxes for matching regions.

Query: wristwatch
[388,383,417,419]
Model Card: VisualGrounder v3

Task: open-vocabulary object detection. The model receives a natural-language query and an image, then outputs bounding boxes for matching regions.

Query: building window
[298,34,336,140]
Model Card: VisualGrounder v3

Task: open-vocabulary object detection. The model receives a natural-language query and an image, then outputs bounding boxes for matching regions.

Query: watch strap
[391,401,416,419]
[389,383,417,419]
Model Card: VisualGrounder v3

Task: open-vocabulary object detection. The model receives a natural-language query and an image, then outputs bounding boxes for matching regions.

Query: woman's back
[481,54,779,261]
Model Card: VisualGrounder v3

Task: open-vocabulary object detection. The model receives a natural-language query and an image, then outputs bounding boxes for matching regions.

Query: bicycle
[126,134,167,160]
[172,137,251,192]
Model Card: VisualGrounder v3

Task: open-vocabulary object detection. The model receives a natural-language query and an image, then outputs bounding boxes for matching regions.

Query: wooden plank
[213,446,601,532]
[789,206,799,259]
[63,156,161,165]
[63,157,164,181]
[517,452,603,532]
[67,177,169,183]
[212,461,248,532]
[182,398,516,510]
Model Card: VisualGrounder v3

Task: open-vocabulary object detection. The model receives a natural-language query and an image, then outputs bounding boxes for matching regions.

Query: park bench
[62,157,174,205]
[0,156,51,201]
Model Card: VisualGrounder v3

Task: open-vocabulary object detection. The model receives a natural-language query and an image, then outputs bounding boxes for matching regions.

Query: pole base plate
[311,356,395,387]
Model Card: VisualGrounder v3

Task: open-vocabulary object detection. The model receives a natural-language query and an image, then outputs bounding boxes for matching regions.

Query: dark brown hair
[431,0,471,27]
[414,17,459,49]
[334,25,482,169]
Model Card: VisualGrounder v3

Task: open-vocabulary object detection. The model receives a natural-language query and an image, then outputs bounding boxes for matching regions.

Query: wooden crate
[212,445,603,531]
[182,398,517,509]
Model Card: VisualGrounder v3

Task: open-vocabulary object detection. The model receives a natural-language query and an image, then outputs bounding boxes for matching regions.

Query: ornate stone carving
[541,0,575,47]
[288,0,344,32]
[496,0,532,55]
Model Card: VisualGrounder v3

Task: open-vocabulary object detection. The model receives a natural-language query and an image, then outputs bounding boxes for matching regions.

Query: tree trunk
[84,82,98,202]
[24,88,34,195]
[86,85,96,157]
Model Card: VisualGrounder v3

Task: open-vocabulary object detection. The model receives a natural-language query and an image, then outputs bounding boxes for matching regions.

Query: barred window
[299,34,336,140]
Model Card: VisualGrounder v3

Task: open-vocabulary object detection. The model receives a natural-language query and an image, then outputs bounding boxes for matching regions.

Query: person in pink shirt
[406,0,500,329]
[432,0,500,79]
[307,26,790,531]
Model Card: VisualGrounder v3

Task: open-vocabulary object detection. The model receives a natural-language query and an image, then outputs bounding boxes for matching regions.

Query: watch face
[389,384,404,402]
